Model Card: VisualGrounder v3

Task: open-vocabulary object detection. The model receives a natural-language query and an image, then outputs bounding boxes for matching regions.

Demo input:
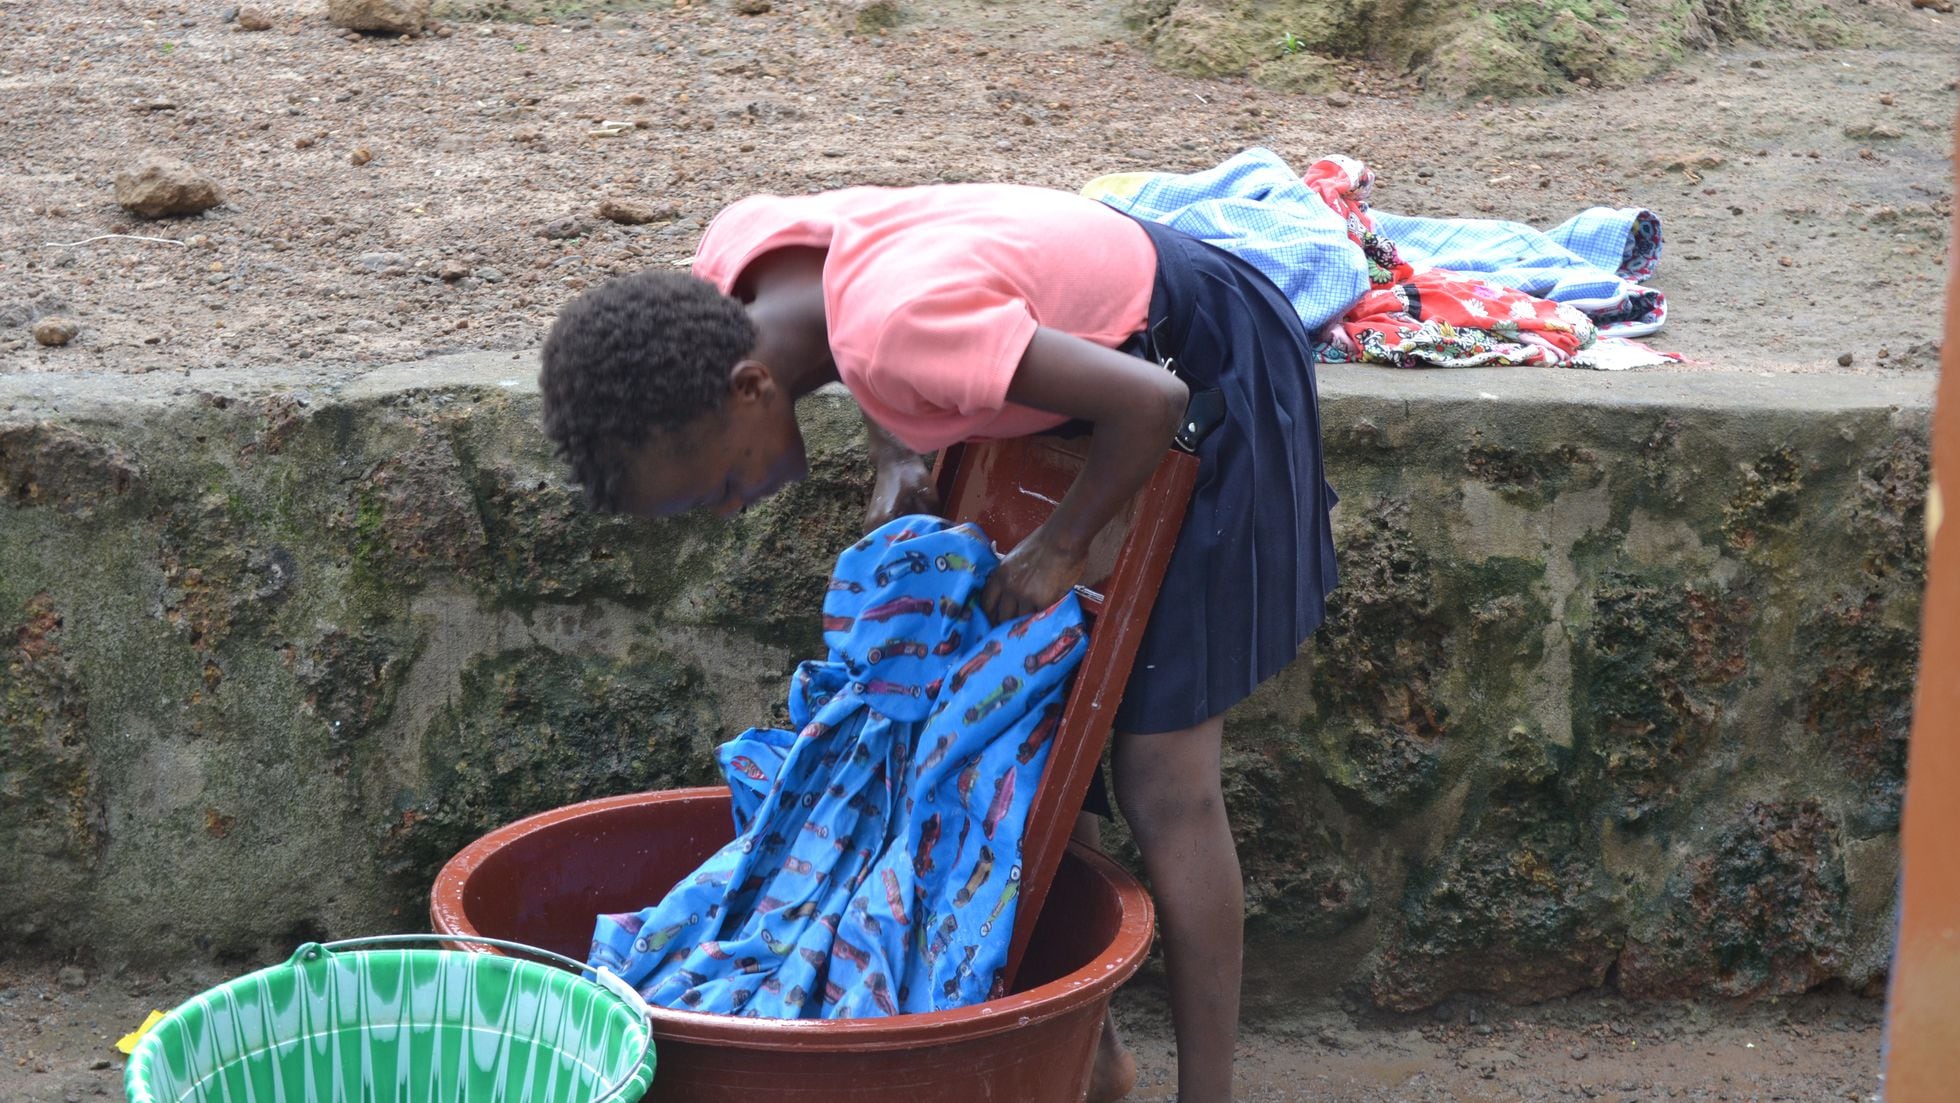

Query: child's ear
[728,359,777,404]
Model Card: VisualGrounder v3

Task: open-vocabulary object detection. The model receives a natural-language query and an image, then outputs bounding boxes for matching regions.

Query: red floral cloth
[1302,155,1601,368]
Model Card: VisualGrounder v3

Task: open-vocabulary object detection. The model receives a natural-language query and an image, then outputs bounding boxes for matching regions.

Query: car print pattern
[588,516,1088,1020]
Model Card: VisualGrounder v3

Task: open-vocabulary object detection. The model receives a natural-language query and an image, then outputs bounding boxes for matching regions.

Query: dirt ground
[0,959,1882,1102]
[0,0,1952,378]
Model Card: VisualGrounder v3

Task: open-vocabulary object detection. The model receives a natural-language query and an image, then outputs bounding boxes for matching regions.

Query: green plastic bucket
[125,935,655,1103]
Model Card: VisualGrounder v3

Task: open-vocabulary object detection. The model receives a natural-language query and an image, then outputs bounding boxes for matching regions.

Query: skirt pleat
[1112,218,1340,735]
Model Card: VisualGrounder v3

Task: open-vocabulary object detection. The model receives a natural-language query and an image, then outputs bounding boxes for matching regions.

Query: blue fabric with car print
[589,516,1088,1018]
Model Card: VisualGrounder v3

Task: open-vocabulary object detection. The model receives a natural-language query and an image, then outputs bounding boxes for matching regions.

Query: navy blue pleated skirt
[1110,216,1340,735]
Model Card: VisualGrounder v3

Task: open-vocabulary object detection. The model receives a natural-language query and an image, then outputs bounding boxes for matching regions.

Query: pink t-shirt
[691,185,1157,454]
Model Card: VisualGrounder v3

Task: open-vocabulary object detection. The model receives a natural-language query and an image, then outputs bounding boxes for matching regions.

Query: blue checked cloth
[1084,147,1372,334]
[1371,208,1665,335]
[1085,147,1667,338]
[589,516,1086,1018]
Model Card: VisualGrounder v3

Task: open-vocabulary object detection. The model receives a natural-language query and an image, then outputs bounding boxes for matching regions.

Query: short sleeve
[841,283,1040,451]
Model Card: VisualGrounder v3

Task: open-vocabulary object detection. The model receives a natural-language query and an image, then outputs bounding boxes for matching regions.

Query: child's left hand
[980,527,1087,623]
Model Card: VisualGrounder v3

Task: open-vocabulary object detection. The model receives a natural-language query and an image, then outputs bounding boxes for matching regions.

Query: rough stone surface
[234,6,274,31]
[595,198,671,226]
[327,0,430,34]
[829,0,904,34]
[32,318,80,347]
[1126,0,1859,97]
[0,357,1926,1015]
[113,155,223,220]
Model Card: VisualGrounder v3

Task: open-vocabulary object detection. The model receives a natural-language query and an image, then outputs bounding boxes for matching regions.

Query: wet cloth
[1082,149,1371,335]
[1297,154,1679,370]
[1108,215,1340,734]
[1370,206,1665,336]
[1083,148,1676,367]
[689,185,1156,453]
[589,517,1088,1018]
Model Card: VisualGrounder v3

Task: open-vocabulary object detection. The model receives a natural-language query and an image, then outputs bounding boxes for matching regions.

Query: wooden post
[1882,108,1960,1101]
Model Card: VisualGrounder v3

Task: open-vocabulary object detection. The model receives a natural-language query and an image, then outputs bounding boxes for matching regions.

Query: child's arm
[978,327,1188,622]
[862,413,943,531]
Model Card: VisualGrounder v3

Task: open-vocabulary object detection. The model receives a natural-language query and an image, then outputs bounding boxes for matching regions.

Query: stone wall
[0,355,1927,1012]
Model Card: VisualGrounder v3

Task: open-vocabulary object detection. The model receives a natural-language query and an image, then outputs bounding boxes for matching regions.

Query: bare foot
[1087,1010,1139,1103]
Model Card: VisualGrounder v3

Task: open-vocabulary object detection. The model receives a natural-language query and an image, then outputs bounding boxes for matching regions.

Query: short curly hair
[539,270,756,512]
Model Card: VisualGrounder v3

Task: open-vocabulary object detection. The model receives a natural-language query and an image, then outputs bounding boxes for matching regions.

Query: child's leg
[1076,814,1139,1103]
[1112,715,1240,1103]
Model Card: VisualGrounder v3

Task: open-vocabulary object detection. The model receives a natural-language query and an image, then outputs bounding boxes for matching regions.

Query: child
[538,183,1340,1103]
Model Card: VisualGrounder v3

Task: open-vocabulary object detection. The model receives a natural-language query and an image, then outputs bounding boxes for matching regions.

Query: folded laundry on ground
[1369,204,1665,337]
[589,516,1088,1018]
[1084,147,1678,370]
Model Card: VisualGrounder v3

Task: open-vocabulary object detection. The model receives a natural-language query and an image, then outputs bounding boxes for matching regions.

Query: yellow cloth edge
[115,1009,166,1056]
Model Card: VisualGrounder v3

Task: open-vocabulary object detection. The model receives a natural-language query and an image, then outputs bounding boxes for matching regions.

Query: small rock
[477,267,505,284]
[735,0,771,12]
[1843,121,1904,140]
[434,24,452,37]
[1655,150,1725,172]
[349,147,373,166]
[0,302,33,328]
[221,4,239,21]
[114,154,224,219]
[90,1059,111,1071]
[1879,93,1896,106]
[326,0,429,34]
[1912,0,1954,11]
[1326,93,1351,107]
[294,136,314,149]
[1778,256,1795,267]
[623,93,648,105]
[539,217,585,240]
[830,0,903,34]
[1569,1046,1589,1061]
[235,7,273,31]
[355,251,408,274]
[437,260,469,282]
[1837,352,1855,367]
[597,198,672,225]
[1878,346,1891,360]
[56,965,87,989]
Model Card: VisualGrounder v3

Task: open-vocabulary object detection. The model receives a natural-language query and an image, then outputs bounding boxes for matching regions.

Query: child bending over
[538,183,1340,1103]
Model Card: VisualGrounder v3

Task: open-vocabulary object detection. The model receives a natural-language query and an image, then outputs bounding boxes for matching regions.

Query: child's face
[617,368,808,519]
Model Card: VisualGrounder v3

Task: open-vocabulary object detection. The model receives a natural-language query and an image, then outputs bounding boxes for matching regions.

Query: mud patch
[1619,800,1849,998]
[1575,576,1751,825]
[0,594,104,947]
[1129,0,1855,97]
[1308,497,1448,816]
[377,645,720,908]
[1799,594,1916,834]
[0,422,141,517]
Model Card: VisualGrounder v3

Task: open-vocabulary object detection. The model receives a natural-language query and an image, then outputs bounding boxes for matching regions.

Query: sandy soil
[0,959,1881,1102]
[0,0,1951,378]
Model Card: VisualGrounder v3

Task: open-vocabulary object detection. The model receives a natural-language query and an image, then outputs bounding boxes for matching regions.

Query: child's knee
[1112,762,1223,835]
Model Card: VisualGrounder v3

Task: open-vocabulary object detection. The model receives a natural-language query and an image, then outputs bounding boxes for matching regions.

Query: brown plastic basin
[429,786,1155,1102]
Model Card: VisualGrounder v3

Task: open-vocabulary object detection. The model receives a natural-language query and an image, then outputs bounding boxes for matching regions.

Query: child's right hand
[865,457,942,531]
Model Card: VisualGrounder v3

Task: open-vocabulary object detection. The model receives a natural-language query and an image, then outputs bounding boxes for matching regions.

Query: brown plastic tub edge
[429,786,1156,1101]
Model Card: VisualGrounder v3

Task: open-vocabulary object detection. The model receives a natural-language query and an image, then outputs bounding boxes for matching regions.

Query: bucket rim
[430,786,1156,1052]
[123,937,657,1103]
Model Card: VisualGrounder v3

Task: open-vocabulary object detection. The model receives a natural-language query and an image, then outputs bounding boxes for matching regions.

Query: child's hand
[865,457,942,531]
[981,527,1087,624]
